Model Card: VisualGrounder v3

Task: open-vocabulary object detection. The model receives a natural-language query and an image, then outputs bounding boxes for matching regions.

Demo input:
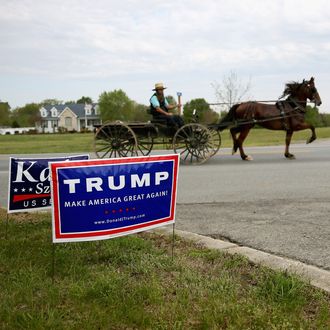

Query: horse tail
[218,103,240,131]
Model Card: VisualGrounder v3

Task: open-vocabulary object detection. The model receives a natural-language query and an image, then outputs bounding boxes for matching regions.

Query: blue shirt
[150,95,169,109]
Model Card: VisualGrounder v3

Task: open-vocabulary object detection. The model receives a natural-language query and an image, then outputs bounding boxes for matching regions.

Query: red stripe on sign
[13,194,50,202]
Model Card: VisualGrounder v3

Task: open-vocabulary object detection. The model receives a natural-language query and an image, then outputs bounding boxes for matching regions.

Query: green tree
[11,120,20,128]
[305,106,322,127]
[183,98,219,124]
[132,102,149,122]
[11,103,41,127]
[320,113,330,127]
[41,99,63,106]
[98,89,134,121]
[77,96,93,104]
[166,95,177,105]
[219,110,228,120]
[0,102,11,126]
[165,95,180,114]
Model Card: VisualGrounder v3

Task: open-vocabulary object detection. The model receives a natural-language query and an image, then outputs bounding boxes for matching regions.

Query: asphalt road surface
[0,140,329,270]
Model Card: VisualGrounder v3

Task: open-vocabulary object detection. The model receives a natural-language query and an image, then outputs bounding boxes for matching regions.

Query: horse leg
[307,125,316,144]
[284,130,295,159]
[237,127,253,161]
[230,128,239,155]
[293,122,316,144]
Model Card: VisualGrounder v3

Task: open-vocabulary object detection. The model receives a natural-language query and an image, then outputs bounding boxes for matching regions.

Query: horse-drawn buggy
[94,77,322,164]
[94,115,221,165]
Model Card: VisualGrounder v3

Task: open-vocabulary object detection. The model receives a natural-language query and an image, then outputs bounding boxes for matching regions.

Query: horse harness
[276,98,307,131]
[275,101,289,130]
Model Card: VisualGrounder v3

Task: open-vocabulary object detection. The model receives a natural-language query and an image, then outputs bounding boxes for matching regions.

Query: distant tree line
[304,106,330,127]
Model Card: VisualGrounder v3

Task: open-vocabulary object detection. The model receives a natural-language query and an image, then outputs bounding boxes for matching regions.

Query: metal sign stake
[51,243,56,284]
[171,223,175,261]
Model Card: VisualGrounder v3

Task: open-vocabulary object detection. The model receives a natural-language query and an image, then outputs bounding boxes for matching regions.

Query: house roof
[41,103,99,118]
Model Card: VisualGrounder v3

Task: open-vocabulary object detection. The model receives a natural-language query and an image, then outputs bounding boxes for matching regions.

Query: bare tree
[211,71,252,114]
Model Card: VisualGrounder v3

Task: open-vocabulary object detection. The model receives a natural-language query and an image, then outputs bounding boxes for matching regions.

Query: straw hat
[152,82,167,91]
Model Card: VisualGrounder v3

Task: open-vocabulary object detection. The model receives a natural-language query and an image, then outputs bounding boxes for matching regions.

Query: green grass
[1,127,330,154]
[0,209,329,329]
[0,133,95,154]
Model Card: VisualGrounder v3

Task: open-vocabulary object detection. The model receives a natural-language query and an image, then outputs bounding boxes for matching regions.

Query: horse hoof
[285,153,296,160]
[243,155,253,161]
[232,145,238,155]
[306,137,316,144]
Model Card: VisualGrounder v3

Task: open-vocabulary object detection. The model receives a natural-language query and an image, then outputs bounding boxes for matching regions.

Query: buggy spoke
[94,122,137,159]
[173,123,211,165]
[96,145,111,153]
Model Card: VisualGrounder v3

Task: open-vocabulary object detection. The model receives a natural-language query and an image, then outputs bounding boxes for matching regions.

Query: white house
[36,103,101,133]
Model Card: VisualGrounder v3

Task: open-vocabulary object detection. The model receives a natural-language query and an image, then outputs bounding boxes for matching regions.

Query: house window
[85,105,92,115]
[65,117,72,127]
[51,109,57,117]
[40,109,47,117]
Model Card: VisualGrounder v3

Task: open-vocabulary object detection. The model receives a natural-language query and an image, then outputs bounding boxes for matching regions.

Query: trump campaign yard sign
[50,154,179,243]
[8,155,89,213]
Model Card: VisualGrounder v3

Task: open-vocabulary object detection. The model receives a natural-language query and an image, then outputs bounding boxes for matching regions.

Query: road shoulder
[156,227,330,293]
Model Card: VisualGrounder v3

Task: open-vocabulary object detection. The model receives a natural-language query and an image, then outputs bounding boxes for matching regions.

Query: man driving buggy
[149,83,184,128]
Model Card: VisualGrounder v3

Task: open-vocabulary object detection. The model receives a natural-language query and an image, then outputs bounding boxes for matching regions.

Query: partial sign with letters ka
[50,155,179,243]
[8,155,89,213]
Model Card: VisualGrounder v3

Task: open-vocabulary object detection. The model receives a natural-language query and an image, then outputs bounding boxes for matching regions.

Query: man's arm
[166,103,182,111]
[157,103,181,116]
[155,106,171,116]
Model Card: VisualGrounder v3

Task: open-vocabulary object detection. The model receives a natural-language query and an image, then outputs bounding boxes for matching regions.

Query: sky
[0,0,329,112]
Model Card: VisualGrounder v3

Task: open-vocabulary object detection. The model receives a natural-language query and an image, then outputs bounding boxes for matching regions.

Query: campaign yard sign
[50,154,179,243]
[8,155,89,213]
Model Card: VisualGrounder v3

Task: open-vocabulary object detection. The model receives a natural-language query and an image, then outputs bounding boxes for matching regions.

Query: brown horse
[219,77,322,160]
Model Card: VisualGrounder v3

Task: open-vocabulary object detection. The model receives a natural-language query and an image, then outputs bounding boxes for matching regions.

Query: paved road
[0,141,329,269]
[176,140,330,270]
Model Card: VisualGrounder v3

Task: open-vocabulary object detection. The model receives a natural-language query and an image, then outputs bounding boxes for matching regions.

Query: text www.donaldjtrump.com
[94,214,146,225]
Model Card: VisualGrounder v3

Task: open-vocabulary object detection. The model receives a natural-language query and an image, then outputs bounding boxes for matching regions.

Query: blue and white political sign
[50,154,179,243]
[8,155,90,213]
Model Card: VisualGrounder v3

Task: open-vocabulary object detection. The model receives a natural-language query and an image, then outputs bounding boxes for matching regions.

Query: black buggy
[93,113,221,165]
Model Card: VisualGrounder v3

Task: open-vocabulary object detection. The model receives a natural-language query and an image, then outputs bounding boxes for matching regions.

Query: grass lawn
[0,209,329,329]
[1,127,330,154]
[0,133,95,154]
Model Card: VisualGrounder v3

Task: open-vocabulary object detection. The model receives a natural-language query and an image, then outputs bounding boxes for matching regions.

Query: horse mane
[280,81,303,98]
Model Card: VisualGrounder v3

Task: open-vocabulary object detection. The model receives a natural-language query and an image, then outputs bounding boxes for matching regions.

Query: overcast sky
[0,0,329,111]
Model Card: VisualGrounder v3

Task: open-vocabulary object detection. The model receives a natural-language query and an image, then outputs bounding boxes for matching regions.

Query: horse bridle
[286,82,319,112]
[304,82,319,105]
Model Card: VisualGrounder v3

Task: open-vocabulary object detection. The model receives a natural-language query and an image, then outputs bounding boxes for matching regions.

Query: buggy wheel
[173,123,212,165]
[94,122,137,158]
[136,134,154,156]
[208,128,221,156]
